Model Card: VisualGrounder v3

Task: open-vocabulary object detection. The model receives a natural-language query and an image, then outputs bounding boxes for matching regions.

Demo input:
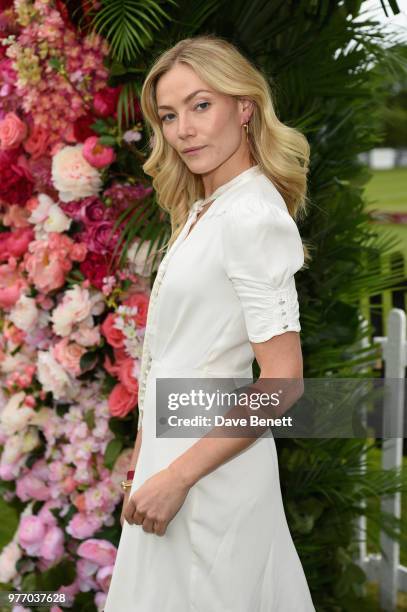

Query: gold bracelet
[121,480,133,492]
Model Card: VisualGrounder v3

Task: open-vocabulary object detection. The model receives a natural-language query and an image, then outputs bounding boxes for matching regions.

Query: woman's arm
[169,331,303,488]
[124,332,303,534]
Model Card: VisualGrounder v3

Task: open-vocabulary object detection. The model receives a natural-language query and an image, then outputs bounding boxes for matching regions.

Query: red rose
[117,358,139,394]
[108,382,138,418]
[101,312,125,348]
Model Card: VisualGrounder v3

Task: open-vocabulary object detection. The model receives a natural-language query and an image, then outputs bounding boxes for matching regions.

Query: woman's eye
[195,102,210,111]
[161,113,175,123]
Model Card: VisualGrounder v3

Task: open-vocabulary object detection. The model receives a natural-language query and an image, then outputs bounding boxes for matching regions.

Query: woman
[104,34,315,611]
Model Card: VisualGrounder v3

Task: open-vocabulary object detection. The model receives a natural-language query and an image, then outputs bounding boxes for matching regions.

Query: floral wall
[0,1,155,610]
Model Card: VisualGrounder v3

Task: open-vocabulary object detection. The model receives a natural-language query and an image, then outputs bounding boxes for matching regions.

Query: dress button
[283,324,288,329]
[278,300,285,305]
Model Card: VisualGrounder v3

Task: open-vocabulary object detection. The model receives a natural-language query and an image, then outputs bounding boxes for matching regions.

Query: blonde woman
[104,34,315,611]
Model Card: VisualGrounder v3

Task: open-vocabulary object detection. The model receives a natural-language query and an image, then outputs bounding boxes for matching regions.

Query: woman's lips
[183,146,207,155]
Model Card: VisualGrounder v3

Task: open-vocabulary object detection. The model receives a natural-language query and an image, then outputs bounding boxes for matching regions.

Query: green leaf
[104,438,123,469]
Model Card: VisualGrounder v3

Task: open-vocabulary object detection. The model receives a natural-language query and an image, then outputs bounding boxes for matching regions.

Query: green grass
[363,168,407,212]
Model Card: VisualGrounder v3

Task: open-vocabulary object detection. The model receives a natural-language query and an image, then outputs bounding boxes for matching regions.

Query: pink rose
[118,358,140,394]
[101,313,125,348]
[18,515,46,555]
[85,220,120,255]
[77,538,117,566]
[39,526,64,562]
[0,113,27,149]
[82,136,116,169]
[123,292,149,327]
[52,338,87,376]
[51,144,102,202]
[23,124,50,159]
[81,196,108,222]
[108,382,138,418]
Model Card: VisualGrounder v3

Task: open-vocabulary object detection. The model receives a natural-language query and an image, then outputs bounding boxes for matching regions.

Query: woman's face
[155,62,252,174]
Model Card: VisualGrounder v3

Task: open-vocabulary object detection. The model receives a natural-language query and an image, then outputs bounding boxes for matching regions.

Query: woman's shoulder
[223,172,290,219]
[221,173,298,235]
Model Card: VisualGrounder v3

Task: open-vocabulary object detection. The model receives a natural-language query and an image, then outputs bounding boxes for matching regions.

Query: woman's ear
[238,97,254,124]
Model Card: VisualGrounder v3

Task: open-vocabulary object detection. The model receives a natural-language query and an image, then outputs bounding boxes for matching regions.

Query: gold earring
[243,123,249,142]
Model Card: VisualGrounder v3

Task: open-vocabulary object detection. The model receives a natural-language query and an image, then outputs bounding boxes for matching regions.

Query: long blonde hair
[140,34,311,257]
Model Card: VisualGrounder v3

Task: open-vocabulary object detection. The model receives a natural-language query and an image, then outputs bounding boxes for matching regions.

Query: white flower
[51,144,102,202]
[123,129,142,143]
[36,351,73,400]
[0,392,34,436]
[29,194,71,238]
[127,238,160,277]
[9,294,39,332]
[0,539,22,583]
[51,285,93,337]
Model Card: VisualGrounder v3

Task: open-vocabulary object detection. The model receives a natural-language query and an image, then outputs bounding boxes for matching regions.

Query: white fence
[357,308,407,610]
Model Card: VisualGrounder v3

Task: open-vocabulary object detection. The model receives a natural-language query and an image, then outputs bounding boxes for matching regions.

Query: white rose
[51,144,102,202]
[127,238,161,277]
[9,294,39,332]
[36,351,73,400]
[0,392,34,435]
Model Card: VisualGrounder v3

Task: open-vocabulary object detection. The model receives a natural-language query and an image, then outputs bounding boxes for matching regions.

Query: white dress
[104,165,315,611]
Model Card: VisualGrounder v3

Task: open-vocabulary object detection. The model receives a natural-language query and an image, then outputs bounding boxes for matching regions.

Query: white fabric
[104,165,315,611]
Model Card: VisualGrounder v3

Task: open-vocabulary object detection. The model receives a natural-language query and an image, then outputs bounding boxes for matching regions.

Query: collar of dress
[190,164,262,218]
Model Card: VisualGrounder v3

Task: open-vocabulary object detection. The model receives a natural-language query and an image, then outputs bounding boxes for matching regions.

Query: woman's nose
[177,113,195,139]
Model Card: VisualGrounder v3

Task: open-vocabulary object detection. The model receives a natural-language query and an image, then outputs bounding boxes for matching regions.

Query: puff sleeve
[221,196,304,343]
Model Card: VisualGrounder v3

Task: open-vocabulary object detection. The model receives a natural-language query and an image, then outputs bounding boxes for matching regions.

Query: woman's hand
[123,464,191,536]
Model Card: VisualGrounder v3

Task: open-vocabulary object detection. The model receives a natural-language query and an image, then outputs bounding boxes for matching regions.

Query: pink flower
[0,258,28,309]
[66,513,103,540]
[108,382,138,418]
[83,220,120,255]
[77,538,117,566]
[52,337,87,376]
[39,526,65,562]
[16,473,50,502]
[0,113,27,150]
[101,313,125,348]
[82,136,116,168]
[96,565,114,592]
[2,204,32,229]
[118,358,140,394]
[23,124,51,159]
[18,515,46,556]
[0,227,34,263]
